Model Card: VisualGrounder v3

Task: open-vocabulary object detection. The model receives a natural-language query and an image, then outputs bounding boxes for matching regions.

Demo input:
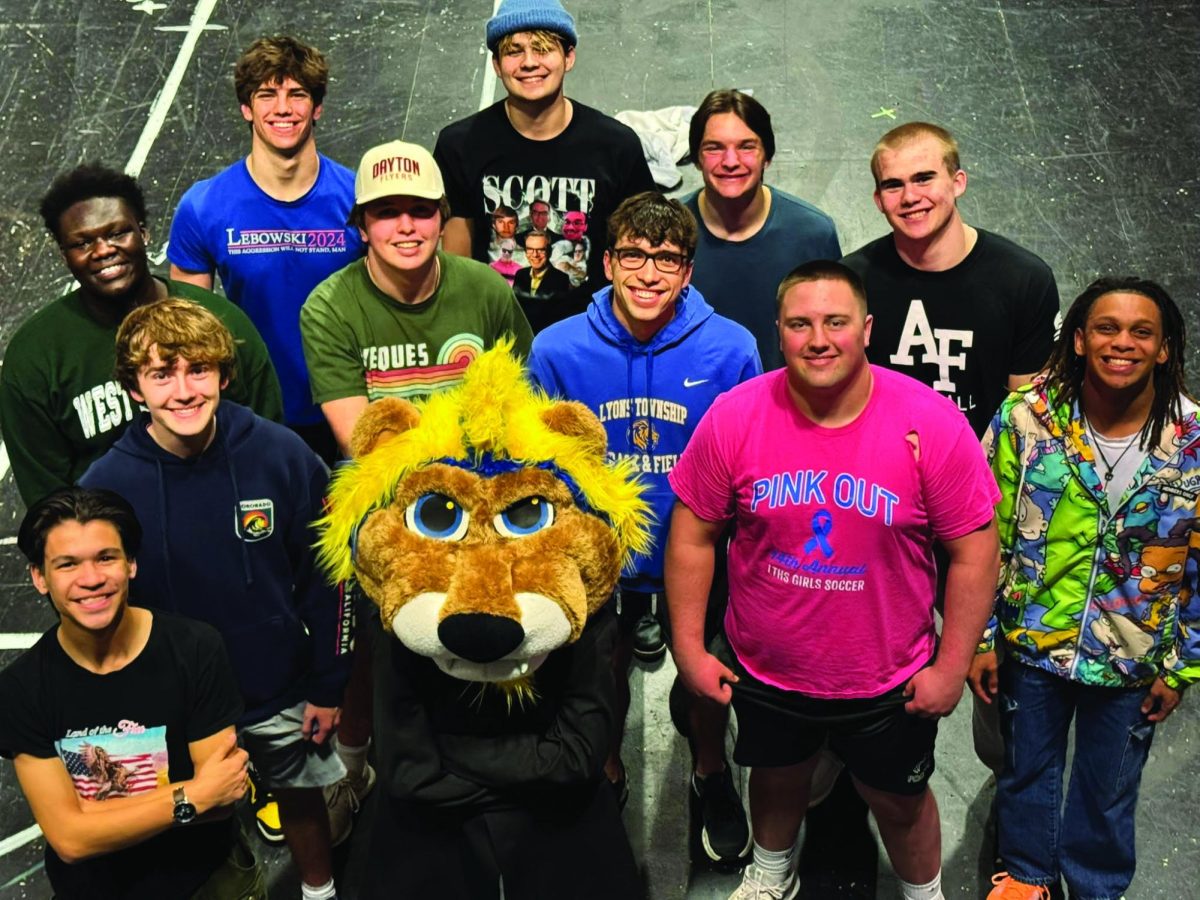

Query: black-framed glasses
[610,246,689,274]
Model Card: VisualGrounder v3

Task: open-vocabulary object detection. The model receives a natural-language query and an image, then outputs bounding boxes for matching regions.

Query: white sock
[336,739,368,777]
[899,870,943,900]
[751,841,793,884]
[300,877,337,900]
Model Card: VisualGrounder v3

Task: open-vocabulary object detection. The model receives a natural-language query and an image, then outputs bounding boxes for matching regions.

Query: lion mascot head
[316,342,652,687]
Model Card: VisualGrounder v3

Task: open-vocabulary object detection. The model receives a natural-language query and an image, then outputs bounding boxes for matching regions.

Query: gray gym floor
[1,1,1198,897]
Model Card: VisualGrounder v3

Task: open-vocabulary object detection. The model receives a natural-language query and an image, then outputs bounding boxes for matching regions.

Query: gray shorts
[240,701,347,790]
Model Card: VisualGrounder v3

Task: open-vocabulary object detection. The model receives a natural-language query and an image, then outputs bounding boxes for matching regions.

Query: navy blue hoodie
[529,285,760,590]
[81,402,351,725]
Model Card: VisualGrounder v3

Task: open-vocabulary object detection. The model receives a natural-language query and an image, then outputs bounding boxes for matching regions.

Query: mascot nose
[438,613,526,663]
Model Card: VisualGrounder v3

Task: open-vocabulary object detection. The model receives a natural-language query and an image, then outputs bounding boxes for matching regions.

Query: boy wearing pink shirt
[665,260,1000,900]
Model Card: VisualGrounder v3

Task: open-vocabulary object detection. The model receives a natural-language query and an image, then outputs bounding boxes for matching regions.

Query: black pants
[359,779,642,899]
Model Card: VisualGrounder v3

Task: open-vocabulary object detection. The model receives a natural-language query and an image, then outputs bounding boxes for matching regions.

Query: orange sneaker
[987,872,1052,900]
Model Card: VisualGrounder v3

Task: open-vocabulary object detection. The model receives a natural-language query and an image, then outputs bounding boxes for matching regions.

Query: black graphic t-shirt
[434,99,655,333]
[0,613,242,899]
[843,229,1060,437]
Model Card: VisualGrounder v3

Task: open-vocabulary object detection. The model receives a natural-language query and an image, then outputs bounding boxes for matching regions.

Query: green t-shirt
[300,252,533,404]
[0,278,283,506]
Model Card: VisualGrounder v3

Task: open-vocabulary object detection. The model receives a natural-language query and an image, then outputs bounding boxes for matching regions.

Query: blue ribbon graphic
[803,509,834,559]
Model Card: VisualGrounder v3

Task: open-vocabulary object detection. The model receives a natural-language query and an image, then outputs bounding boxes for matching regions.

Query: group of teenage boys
[0,1,1194,899]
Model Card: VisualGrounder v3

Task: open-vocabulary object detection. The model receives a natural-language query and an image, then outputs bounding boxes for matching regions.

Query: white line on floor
[0,824,41,858]
[155,23,226,32]
[126,0,220,178]
[477,0,503,111]
[0,635,41,650]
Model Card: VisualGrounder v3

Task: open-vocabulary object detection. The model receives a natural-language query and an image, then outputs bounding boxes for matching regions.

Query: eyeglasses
[610,247,689,274]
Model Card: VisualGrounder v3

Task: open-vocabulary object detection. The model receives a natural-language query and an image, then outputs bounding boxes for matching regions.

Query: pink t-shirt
[669,366,999,698]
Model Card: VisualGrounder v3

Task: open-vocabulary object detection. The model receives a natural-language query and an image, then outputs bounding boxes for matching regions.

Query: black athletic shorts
[729,658,938,796]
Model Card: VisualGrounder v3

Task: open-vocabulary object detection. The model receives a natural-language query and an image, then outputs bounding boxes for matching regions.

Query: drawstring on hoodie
[154,458,175,607]
[624,344,657,441]
[220,425,256,587]
[153,423,256,597]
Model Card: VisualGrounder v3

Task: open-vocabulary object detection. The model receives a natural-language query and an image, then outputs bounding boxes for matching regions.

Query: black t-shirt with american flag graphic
[0,611,242,898]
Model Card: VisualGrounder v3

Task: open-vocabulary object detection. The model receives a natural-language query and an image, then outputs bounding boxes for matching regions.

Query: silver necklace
[1085,418,1140,483]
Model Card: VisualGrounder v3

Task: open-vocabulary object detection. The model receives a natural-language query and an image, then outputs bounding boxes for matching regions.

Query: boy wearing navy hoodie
[528,192,761,866]
[80,298,352,900]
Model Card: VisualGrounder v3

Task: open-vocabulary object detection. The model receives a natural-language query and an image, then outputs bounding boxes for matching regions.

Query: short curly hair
[606,192,697,257]
[39,164,146,241]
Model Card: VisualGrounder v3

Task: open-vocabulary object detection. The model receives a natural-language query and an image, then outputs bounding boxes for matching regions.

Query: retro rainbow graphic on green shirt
[365,334,485,400]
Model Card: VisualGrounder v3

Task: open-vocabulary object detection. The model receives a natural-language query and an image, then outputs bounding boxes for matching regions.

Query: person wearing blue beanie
[434,0,655,335]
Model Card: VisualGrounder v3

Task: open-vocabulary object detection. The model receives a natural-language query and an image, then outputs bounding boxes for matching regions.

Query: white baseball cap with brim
[354,140,445,206]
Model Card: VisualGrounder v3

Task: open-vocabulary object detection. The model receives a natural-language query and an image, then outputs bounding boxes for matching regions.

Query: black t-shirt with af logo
[843,229,1060,437]
[435,100,655,333]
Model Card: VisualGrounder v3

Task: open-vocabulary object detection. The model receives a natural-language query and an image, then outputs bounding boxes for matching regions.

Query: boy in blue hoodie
[528,191,761,866]
[80,298,353,900]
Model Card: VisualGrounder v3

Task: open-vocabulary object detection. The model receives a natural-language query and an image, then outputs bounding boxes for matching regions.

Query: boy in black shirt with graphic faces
[434,0,655,333]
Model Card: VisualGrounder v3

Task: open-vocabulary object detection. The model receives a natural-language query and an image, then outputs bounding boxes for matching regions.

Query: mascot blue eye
[405,493,470,541]
[494,497,554,537]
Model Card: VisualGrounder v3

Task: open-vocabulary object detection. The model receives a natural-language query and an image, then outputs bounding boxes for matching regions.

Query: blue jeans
[996,661,1156,900]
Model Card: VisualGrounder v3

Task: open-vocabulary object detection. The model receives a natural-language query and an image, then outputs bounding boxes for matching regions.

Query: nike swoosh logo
[683,378,709,388]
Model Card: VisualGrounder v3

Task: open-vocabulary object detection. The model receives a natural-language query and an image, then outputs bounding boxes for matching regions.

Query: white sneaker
[728,864,799,900]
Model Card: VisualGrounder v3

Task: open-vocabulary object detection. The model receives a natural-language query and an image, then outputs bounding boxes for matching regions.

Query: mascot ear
[540,401,607,457]
[350,398,422,458]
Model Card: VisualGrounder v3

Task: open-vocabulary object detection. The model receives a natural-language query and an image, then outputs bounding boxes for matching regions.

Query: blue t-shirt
[684,187,840,372]
[168,155,364,425]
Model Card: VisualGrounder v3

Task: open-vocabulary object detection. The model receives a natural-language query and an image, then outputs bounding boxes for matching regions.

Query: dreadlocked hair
[1041,276,1188,449]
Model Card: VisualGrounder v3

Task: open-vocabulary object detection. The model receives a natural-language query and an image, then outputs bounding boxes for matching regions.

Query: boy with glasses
[528,191,760,866]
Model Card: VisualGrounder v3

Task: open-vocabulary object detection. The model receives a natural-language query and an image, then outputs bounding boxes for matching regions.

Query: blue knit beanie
[486,0,578,51]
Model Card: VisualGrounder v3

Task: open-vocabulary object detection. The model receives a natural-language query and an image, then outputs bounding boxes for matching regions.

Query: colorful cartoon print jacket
[983,380,1200,690]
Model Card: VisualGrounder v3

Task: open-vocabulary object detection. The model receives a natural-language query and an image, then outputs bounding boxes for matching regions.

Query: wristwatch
[172,785,197,825]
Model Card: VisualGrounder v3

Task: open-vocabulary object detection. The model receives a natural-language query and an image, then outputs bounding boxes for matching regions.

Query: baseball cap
[486,0,578,51]
[354,140,445,207]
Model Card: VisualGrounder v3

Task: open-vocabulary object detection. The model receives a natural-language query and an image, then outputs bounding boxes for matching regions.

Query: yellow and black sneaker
[247,765,285,844]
